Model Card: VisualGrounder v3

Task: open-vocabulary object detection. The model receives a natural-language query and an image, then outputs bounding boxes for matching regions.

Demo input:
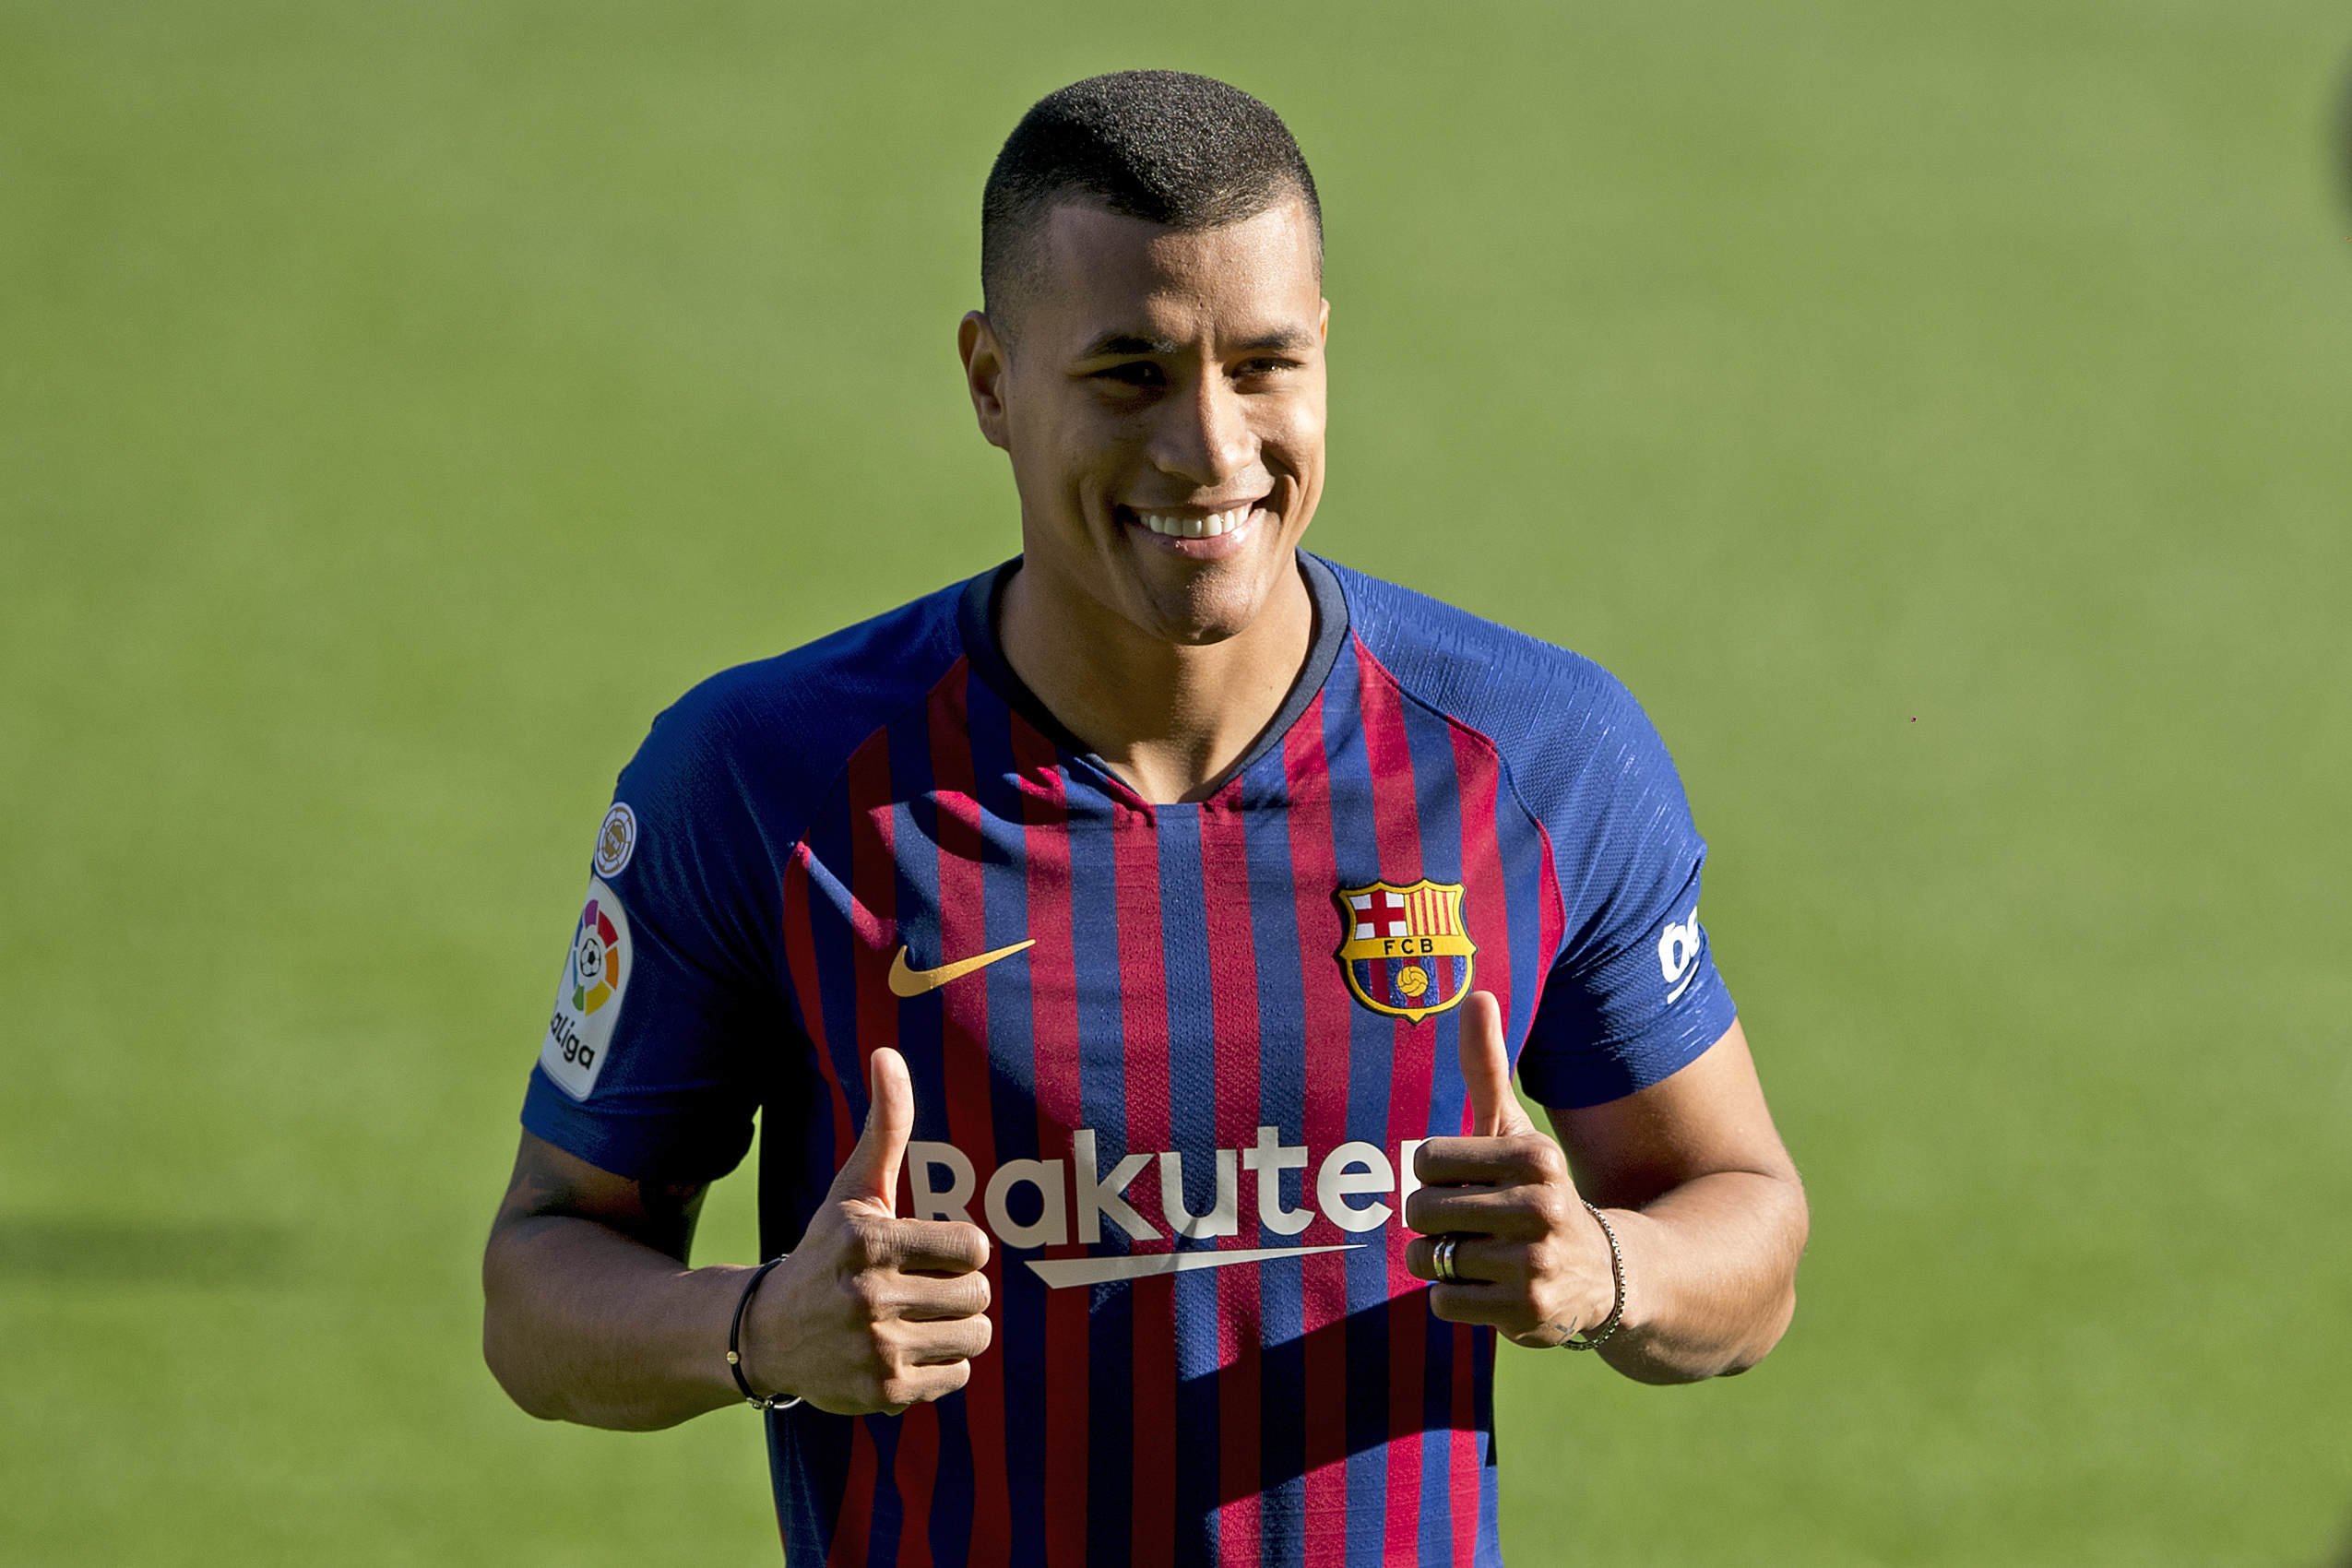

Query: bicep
[1545,1019,1797,1211]
[490,1130,710,1264]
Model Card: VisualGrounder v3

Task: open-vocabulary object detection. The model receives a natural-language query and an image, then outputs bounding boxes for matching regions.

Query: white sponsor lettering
[909,1141,978,1224]
[899,1128,1437,1288]
[1158,1149,1239,1239]
[1657,905,1703,1004]
[984,1159,1068,1249]
[1072,1129,1158,1242]
[1241,1125,1313,1235]
[1315,1141,1396,1232]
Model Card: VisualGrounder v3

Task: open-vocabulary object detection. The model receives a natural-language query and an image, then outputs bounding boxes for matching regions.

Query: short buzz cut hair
[980,71,1323,332]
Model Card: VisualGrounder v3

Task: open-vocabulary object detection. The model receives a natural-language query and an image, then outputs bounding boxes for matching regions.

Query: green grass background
[4,2,2348,1562]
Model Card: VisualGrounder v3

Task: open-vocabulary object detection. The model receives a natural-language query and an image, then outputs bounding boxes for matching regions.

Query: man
[484,70,1806,1568]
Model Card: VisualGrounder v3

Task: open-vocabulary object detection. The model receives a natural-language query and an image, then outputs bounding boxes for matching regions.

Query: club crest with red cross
[1333,878,1476,1023]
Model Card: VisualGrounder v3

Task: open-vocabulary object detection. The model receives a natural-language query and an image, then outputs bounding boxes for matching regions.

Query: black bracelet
[726,1255,802,1410]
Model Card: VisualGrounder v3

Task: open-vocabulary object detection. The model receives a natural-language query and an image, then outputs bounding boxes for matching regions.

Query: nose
[1147,363,1254,489]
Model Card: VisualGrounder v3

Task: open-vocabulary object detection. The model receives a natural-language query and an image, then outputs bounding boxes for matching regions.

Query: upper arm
[1504,671,1739,1114]
[489,1129,711,1265]
[1546,1018,1798,1212]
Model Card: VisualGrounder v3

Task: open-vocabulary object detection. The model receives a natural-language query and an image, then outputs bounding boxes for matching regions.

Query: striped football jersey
[521,552,1736,1568]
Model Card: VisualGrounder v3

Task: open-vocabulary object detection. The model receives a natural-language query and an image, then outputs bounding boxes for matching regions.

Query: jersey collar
[956,550,1350,803]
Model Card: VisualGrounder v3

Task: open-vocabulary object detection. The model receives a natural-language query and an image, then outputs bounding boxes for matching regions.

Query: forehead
[1029,199,1323,349]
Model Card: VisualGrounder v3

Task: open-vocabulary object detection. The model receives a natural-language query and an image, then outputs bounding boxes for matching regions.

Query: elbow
[1718,1279,1800,1377]
[1610,1283,1799,1386]
[481,1241,568,1422]
[481,1318,565,1422]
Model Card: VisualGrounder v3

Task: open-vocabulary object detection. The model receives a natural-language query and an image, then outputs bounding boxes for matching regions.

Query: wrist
[727,1256,802,1410]
[1556,1202,1627,1350]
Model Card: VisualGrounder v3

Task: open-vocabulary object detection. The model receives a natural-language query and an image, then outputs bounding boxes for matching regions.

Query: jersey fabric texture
[520,552,1737,1568]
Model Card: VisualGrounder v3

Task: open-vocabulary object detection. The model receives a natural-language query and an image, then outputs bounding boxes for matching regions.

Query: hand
[1405,992,1617,1348]
[742,1048,993,1414]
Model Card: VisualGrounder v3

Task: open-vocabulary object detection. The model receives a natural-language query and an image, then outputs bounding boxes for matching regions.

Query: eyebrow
[1076,327,1318,359]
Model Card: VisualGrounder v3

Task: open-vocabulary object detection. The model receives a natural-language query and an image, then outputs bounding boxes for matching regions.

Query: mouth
[1114,497,1277,557]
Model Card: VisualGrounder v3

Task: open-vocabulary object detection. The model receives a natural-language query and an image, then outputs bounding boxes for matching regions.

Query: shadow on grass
[0,1219,296,1285]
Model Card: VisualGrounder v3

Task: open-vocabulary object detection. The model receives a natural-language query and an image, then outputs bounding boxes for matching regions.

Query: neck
[997,557,1316,805]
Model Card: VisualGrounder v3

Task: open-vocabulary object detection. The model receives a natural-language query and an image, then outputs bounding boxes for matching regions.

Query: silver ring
[1432,1236,1460,1284]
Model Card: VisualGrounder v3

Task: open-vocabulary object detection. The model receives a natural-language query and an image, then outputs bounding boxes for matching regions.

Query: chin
[1126,550,1291,646]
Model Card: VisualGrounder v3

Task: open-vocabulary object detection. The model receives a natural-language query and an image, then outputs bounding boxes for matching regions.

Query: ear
[958,311,1013,452]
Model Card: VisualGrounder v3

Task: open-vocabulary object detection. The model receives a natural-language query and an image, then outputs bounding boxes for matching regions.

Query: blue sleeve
[518,684,786,1183]
[1510,679,1739,1111]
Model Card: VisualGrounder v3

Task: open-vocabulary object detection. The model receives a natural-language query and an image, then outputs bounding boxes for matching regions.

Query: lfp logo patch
[540,877,634,1100]
[1335,879,1476,1024]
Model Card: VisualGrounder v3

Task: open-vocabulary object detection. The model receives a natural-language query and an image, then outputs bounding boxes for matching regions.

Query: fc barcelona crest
[1334,879,1476,1023]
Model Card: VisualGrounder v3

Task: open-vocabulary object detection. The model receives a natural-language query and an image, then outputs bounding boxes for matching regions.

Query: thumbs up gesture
[737,1048,993,1414]
[1404,992,1618,1349]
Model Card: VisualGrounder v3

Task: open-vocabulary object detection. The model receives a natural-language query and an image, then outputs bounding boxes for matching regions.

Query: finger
[1458,992,1536,1137]
[879,1359,974,1409]
[1424,1281,1548,1332]
[874,1218,992,1277]
[897,1315,994,1364]
[1411,1133,1566,1191]
[1403,1233,1531,1288]
[881,1270,992,1323]
[1405,1186,1560,1242]
[829,1047,915,1211]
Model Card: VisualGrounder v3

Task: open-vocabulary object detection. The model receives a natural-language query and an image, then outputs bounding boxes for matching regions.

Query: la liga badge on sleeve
[1334,878,1476,1023]
[540,876,634,1099]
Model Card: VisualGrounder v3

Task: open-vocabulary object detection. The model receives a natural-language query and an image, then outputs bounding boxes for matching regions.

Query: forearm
[1588,1168,1807,1384]
[481,1214,751,1431]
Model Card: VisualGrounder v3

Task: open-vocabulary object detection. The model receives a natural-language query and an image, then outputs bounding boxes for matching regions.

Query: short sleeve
[1511,685,1738,1111]
[518,694,784,1182]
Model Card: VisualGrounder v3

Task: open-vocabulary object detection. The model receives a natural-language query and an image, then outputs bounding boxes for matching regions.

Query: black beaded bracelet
[1556,1203,1625,1351]
[726,1255,802,1410]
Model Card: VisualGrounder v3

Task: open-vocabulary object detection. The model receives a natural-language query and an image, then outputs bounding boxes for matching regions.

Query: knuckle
[1509,1137,1562,1182]
[845,1220,893,1269]
[1526,1185,1571,1232]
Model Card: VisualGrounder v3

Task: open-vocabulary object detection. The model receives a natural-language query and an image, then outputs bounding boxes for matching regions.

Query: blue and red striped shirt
[523,553,1736,1567]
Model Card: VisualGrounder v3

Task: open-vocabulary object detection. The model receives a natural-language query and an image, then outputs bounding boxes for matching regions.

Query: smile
[1115,494,1278,552]
[1132,505,1255,539]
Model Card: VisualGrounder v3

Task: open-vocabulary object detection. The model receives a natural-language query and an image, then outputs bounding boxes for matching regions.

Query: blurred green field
[5,2,2350,1562]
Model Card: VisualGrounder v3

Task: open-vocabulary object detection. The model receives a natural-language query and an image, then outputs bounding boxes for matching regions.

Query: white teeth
[1136,505,1255,539]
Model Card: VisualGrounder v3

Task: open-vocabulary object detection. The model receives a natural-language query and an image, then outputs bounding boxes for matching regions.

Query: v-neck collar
[956,550,1350,810]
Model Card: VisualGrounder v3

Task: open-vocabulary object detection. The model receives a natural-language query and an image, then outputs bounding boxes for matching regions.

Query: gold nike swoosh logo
[886,939,1036,998]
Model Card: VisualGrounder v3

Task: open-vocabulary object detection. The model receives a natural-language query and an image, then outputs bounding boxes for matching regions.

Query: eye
[1092,361,1164,387]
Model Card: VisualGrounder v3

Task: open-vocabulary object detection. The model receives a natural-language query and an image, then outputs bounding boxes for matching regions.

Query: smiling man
[483,71,1807,1567]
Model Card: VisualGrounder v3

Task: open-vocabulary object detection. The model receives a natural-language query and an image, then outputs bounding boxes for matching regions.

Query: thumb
[830,1047,914,1211]
[1459,992,1536,1137]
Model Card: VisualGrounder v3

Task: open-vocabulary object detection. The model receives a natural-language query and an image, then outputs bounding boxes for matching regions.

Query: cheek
[1259,404,1326,481]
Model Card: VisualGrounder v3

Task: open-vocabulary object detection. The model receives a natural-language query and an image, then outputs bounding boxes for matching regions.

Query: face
[959,198,1329,647]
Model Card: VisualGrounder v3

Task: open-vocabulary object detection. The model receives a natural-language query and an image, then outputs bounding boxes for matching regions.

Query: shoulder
[1324,557,1663,781]
[617,578,969,849]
